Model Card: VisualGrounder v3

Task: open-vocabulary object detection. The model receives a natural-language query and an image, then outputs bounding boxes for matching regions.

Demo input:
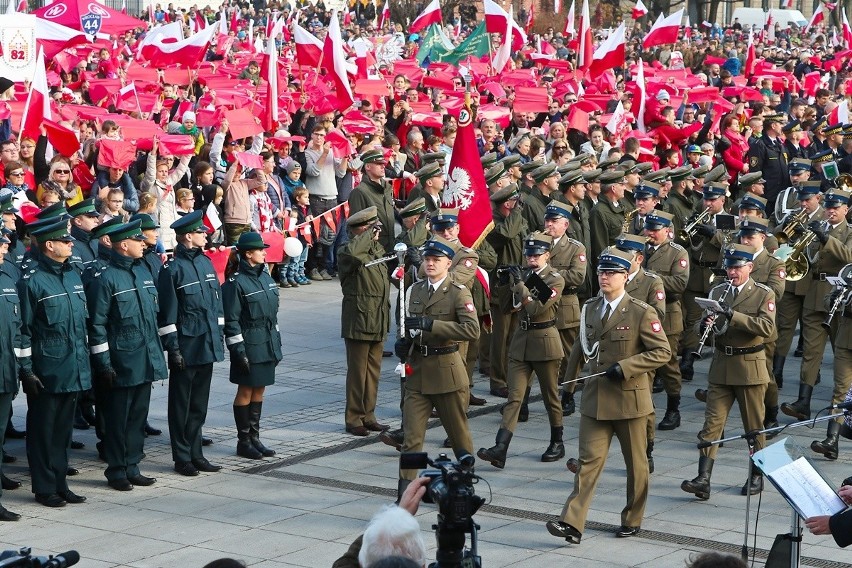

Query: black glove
[168,350,185,372]
[20,371,44,397]
[96,367,117,390]
[604,363,624,381]
[508,265,523,286]
[405,316,434,332]
[405,246,422,268]
[696,223,716,238]
[235,353,251,374]
[394,338,412,361]
[808,220,829,244]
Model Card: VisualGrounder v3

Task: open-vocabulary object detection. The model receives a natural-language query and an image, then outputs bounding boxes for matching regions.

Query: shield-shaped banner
[80,12,102,36]
[1,26,35,69]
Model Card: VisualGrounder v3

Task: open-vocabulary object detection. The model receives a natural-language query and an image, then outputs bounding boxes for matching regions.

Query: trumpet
[622,208,639,234]
[774,208,809,245]
[823,285,852,330]
[693,280,733,359]
[679,207,713,242]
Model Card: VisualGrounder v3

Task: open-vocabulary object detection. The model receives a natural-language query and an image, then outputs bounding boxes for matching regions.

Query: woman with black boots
[222,232,283,459]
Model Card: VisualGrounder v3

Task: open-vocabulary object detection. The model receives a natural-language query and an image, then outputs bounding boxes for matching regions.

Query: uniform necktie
[429,285,435,298]
[730,286,738,303]
[602,303,611,325]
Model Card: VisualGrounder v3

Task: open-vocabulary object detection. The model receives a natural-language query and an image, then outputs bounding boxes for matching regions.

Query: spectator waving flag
[409,0,442,33]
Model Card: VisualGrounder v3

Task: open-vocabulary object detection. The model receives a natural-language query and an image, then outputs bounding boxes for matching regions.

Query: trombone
[692,279,733,359]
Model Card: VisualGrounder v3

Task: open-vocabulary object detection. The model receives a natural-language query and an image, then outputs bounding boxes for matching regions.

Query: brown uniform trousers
[748,249,786,408]
[559,295,671,532]
[549,236,588,396]
[400,276,480,481]
[699,279,775,460]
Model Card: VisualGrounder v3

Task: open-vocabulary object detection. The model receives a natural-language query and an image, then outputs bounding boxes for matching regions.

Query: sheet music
[767,457,846,519]
[695,297,723,312]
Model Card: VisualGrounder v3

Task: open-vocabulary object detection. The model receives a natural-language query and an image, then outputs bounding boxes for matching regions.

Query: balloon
[284,237,304,258]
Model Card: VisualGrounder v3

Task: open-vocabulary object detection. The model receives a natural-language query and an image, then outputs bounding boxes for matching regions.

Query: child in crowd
[100,187,127,222]
[282,186,312,287]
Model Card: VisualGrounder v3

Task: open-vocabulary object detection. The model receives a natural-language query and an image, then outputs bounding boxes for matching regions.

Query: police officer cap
[582,168,603,183]
[235,231,271,250]
[597,156,620,171]
[634,182,661,199]
[523,231,553,256]
[422,235,458,258]
[645,210,674,230]
[430,208,459,229]
[723,243,756,267]
[782,119,802,133]
[738,172,766,187]
[557,161,582,174]
[399,198,427,219]
[0,193,17,213]
[823,189,852,208]
[30,218,74,242]
[422,151,446,165]
[704,164,730,183]
[599,170,625,185]
[90,216,125,239]
[812,116,828,132]
[559,169,585,186]
[532,163,559,183]
[66,198,99,218]
[35,202,69,221]
[737,216,769,236]
[597,247,632,272]
[415,162,443,181]
[669,165,696,182]
[788,158,812,173]
[614,233,647,253]
[485,163,508,186]
[738,192,767,212]
[360,148,387,166]
[810,149,834,164]
[480,152,499,168]
[824,123,844,135]
[130,212,160,230]
[764,113,786,124]
[703,184,727,200]
[490,183,520,203]
[797,181,822,199]
[110,220,146,242]
[498,154,521,169]
[348,206,379,228]
[544,200,571,220]
[171,210,210,234]
[518,160,542,174]
[643,167,669,183]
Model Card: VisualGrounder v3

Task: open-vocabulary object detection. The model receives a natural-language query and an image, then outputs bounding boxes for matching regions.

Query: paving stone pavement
[1,279,851,567]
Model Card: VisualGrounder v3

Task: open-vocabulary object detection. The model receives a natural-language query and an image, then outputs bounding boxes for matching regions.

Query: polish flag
[35,17,90,59]
[321,11,354,112]
[195,11,206,31]
[589,22,625,80]
[491,5,513,74]
[606,100,627,135]
[139,22,217,67]
[555,0,561,14]
[632,0,648,19]
[782,0,792,8]
[744,27,755,78]
[805,8,824,32]
[564,0,575,36]
[120,0,126,14]
[136,21,183,59]
[203,202,222,232]
[219,8,228,35]
[684,15,691,42]
[525,2,534,35]
[636,60,647,133]
[577,0,592,71]
[409,0,442,33]
[114,82,140,113]
[293,21,323,67]
[843,9,852,48]
[7,0,26,13]
[21,47,50,141]
[484,0,527,50]
[379,3,390,29]
[643,8,684,49]
[262,37,279,132]
[830,99,849,124]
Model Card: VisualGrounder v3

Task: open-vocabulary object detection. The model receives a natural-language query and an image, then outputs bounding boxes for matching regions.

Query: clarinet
[692,280,733,360]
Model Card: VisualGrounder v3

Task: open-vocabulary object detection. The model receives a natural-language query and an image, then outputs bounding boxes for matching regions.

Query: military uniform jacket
[17,255,91,393]
[69,225,97,274]
[1,258,21,283]
[549,235,587,330]
[508,265,564,361]
[706,279,775,386]
[82,245,112,289]
[7,237,25,268]
[804,222,852,312]
[406,275,479,395]
[663,190,697,247]
[157,244,225,364]
[687,222,725,294]
[520,186,551,233]
[750,248,786,302]
[626,270,666,320]
[348,178,397,253]
[0,269,21,395]
[644,240,688,334]
[747,135,790,203]
[566,200,593,300]
[486,207,527,309]
[590,196,627,265]
[87,251,168,386]
[223,259,283,366]
[471,239,497,317]
[565,294,671,420]
[338,229,391,342]
[832,294,852,349]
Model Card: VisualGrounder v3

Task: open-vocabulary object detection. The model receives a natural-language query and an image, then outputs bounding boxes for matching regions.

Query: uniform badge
[768,301,775,312]
[656,290,665,301]
[579,254,586,262]
[749,156,759,168]
[651,321,662,333]
[464,259,473,268]
[465,302,475,312]
[551,288,558,298]
[679,258,688,268]
[779,269,786,279]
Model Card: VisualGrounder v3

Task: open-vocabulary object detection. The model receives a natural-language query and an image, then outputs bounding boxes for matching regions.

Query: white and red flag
[293,20,323,67]
[643,8,684,49]
[564,0,575,36]
[805,8,824,32]
[632,0,648,19]
[139,22,216,67]
[577,0,592,71]
[408,0,442,33]
[843,9,852,48]
[20,47,50,141]
[320,10,354,112]
[484,0,527,50]
[589,22,625,80]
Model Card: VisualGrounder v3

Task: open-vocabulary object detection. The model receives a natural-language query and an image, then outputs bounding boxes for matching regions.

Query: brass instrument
[774,208,809,245]
[622,208,639,234]
[772,220,828,281]
[836,173,852,192]
[693,280,733,359]
[679,207,712,242]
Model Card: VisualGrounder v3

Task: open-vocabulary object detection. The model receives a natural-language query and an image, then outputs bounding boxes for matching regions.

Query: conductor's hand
[398,476,430,516]
[604,363,624,381]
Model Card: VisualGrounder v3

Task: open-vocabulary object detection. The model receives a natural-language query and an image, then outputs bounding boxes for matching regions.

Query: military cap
[557,161,582,174]
[399,198,427,219]
[430,208,459,229]
[614,233,647,253]
[788,158,812,173]
[421,151,447,165]
[645,210,674,230]
[90,216,125,239]
[782,119,802,133]
[360,148,387,165]
[129,213,160,230]
[702,183,727,200]
[235,231,270,250]
[643,167,670,183]
[738,192,767,212]
[35,202,68,221]
[532,163,559,183]
[634,182,661,199]
[763,113,786,124]
[843,125,852,139]
[824,123,844,136]
[348,206,379,228]
[723,243,756,267]
[635,162,654,174]
[797,181,822,200]
[669,165,696,182]
[415,162,443,181]
[519,160,542,174]
[738,172,766,187]
[737,216,769,235]
[490,183,520,203]
[691,164,710,178]
[599,169,625,185]
[0,193,17,213]
[597,247,632,271]
[812,116,828,132]
[617,159,639,173]
[566,153,592,167]
[704,164,730,183]
[30,218,73,242]
[597,156,620,171]
[559,169,585,186]
[485,163,508,186]
[171,210,210,234]
[582,168,603,183]
[544,200,572,220]
[686,144,702,154]
[66,198,99,218]
[480,152,499,168]
[110,220,146,242]
[823,189,852,208]
[422,235,458,258]
[498,154,521,169]
[811,149,834,164]
[523,231,553,256]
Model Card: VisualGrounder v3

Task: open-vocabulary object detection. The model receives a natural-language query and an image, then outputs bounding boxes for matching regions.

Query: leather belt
[813,272,829,281]
[520,319,556,330]
[419,343,459,356]
[721,344,765,356]
[562,287,578,296]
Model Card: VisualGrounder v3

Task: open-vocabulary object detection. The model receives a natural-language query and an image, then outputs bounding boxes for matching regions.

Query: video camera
[401,452,485,568]
[0,548,79,568]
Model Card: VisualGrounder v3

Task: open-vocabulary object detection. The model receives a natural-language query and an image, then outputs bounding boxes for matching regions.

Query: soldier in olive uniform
[478,232,565,468]
[559,170,593,301]
[348,149,397,254]
[546,249,671,544]
[682,244,775,500]
[338,206,391,436]
[88,221,167,491]
[663,167,698,248]
[398,237,479,497]
[406,162,444,215]
[0,232,21,521]
[522,163,561,233]
[589,170,629,269]
[223,232,283,460]
[18,219,92,507]
[158,211,225,476]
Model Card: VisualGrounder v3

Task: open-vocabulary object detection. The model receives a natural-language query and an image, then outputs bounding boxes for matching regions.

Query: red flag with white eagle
[632,0,648,19]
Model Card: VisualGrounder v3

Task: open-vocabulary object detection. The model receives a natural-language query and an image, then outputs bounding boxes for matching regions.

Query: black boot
[233,405,263,460]
[541,426,565,462]
[741,472,763,495]
[794,334,804,357]
[519,388,531,422]
[248,401,276,457]
[811,420,841,460]
[781,383,813,420]
[561,391,575,416]
[679,350,695,382]
[647,440,654,474]
[765,406,780,439]
[658,395,681,430]
[477,428,513,469]
[772,354,785,390]
[396,479,411,504]
[681,456,714,500]
[652,376,664,393]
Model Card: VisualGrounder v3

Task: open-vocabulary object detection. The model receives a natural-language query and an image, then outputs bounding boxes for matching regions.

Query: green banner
[417,22,490,68]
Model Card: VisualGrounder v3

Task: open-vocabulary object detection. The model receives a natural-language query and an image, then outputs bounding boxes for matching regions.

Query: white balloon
[284,237,304,257]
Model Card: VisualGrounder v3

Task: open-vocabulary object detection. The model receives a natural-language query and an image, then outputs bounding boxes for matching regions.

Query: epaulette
[668,241,687,253]
[454,282,465,289]
[629,297,651,310]
[643,269,661,280]
[754,282,772,293]
[583,297,596,304]
[567,237,583,248]
[550,270,561,278]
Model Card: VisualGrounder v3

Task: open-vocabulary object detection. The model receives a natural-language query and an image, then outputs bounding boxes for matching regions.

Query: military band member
[772,159,813,227]
[546,248,670,544]
[663,167,698,246]
[0,231,20,521]
[589,170,629,270]
[628,182,662,235]
[558,170,593,301]
[522,163,561,233]
[478,232,565,469]
[681,244,775,500]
